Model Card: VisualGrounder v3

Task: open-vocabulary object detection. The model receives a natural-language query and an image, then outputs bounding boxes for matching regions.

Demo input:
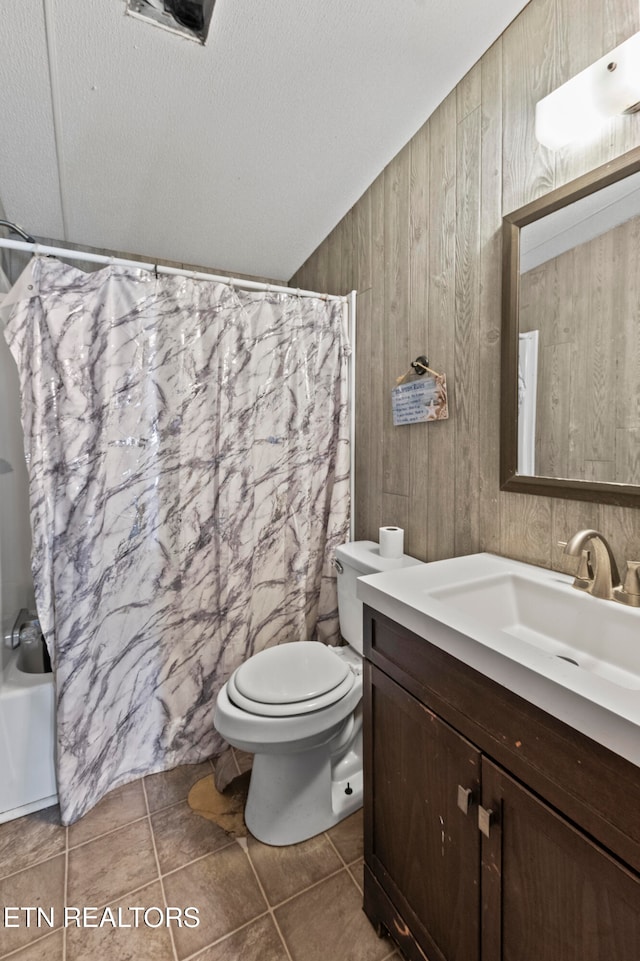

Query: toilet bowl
[213,540,424,846]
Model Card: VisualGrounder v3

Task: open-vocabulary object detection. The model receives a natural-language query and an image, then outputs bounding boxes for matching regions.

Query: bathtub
[0,641,57,823]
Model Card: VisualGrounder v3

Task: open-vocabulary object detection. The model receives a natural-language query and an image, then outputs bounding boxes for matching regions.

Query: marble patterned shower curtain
[1,256,350,824]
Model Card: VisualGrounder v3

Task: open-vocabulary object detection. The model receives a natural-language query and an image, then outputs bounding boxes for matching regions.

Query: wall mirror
[501,145,640,507]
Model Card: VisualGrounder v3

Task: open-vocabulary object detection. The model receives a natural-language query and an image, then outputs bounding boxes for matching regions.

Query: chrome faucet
[4,608,33,649]
[563,530,621,600]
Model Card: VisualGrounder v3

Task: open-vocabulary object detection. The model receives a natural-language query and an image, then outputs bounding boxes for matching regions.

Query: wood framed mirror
[501,145,640,507]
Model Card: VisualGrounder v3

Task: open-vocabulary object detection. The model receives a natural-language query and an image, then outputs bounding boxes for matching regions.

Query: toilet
[213,539,424,845]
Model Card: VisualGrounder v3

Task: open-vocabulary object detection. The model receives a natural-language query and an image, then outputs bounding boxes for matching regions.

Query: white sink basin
[357,552,640,766]
[430,572,640,690]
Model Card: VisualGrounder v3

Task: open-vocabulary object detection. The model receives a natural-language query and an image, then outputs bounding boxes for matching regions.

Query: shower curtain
[1,255,350,825]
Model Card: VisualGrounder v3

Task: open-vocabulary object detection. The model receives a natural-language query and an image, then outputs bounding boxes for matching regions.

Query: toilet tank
[334,540,424,654]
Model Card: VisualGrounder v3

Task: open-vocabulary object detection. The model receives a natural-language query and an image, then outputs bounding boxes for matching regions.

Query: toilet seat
[228,642,355,717]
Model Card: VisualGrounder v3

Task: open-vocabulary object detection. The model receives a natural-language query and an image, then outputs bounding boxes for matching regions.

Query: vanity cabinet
[368,665,481,961]
[363,606,640,961]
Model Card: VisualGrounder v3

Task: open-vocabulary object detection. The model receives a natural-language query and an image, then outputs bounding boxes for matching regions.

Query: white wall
[0,251,34,641]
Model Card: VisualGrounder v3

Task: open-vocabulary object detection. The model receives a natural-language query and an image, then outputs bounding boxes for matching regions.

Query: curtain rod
[0,236,347,302]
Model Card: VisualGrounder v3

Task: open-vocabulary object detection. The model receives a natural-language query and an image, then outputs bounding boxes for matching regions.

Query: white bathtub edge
[0,793,58,825]
[0,645,58,821]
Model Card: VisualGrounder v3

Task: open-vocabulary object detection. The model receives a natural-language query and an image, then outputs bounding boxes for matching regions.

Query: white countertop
[357,552,640,767]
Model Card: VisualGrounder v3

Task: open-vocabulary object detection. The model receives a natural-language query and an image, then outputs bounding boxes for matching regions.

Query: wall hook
[411,355,430,376]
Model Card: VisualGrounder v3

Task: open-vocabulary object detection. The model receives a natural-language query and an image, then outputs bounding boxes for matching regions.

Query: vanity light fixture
[535,31,640,149]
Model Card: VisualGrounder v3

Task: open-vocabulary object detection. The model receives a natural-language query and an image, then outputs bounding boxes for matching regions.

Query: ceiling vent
[126,0,216,44]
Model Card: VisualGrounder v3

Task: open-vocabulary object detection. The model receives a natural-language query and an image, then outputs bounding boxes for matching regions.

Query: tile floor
[0,758,400,961]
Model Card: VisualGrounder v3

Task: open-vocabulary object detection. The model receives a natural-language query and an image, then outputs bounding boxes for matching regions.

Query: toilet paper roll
[379,526,404,559]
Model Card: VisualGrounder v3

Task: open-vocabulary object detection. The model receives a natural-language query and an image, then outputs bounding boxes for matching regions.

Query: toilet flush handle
[332,558,344,574]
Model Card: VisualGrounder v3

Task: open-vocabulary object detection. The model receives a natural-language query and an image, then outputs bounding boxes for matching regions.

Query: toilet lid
[228,642,355,717]
[234,642,350,704]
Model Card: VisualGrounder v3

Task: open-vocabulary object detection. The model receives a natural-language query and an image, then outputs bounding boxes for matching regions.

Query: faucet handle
[576,549,594,582]
[558,541,593,587]
[612,561,640,606]
[622,561,640,596]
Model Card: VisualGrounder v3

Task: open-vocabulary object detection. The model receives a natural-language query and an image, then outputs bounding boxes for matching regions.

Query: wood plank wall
[290,0,640,573]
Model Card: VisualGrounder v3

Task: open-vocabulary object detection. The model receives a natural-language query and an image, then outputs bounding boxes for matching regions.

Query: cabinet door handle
[457,785,474,815]
[478,805,494,838]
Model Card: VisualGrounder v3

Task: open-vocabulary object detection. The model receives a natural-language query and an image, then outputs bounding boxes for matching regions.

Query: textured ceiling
[0,0,529,281]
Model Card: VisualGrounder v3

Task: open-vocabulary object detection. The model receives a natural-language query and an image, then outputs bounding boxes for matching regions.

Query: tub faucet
[4,608,33,649]
[563,530,621,600]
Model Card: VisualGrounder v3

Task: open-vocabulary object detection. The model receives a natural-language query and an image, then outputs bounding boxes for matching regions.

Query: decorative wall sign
[392,372,449,426]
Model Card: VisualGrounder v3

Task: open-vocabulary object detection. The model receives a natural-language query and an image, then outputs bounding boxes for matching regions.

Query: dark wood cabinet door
[365,664,481,961]
[481,757,640,961]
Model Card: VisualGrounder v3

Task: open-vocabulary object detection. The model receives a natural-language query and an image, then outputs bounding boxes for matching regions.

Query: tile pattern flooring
[0,757,401,961]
